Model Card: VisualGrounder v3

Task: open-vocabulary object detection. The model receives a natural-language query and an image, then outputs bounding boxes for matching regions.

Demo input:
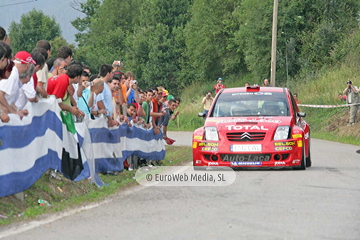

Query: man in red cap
[0,51,35,120]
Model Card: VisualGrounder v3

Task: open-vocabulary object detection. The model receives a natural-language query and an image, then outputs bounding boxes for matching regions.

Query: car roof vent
[246,86,260,92]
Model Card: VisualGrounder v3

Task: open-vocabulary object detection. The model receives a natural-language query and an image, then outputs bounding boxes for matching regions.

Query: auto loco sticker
[274,146,293,151]
[274,141,295,146]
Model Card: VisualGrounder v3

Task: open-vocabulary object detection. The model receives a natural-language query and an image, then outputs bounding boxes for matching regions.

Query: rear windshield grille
[226,132,266,142]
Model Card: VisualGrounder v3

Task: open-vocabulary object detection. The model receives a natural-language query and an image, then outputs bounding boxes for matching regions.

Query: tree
[184,0,245,82]
[8,9,61,53]
[71,0,101,46]
[73,0,142,72]
[125,0,192,94]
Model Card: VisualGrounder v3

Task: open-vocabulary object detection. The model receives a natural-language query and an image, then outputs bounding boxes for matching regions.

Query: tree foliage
[8,9,61,53]
[71,0,360,91]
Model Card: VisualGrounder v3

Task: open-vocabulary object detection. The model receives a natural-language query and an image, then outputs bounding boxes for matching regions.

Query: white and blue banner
[0,97,166,198]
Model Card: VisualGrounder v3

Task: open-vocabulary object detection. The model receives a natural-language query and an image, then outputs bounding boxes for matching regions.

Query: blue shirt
[77,88,91,117]
[96,82,113,116]
[127,88,136,104]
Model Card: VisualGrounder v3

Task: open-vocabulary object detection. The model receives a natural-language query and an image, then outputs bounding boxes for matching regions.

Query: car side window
[289,92,299,123]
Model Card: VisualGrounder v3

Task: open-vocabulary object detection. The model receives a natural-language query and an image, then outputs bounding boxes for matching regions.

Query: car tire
[306,144,312,167]
[294,147,306,170]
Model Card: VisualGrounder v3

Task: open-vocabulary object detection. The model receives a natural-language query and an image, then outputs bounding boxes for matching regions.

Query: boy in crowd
[88,78,107,118]
[159,99,177,145]
[96,64,117,127]
[77,71,92,118]
[214,78,225,94]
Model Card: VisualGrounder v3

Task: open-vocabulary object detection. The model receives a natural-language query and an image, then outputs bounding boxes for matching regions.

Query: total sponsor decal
[274,161,285,166]
[208,162,219,166]
[226,125,269,131]
[274,141,295,146]
[199,142,219,147]
[230,162,262,166]
[201,147,218,152]
[274,146,293,151]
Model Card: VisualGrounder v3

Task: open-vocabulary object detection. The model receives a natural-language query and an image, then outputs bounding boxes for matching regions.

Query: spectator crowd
[0,26,180,171]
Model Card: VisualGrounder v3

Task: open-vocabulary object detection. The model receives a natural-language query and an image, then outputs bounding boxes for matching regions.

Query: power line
[0,0,37,7]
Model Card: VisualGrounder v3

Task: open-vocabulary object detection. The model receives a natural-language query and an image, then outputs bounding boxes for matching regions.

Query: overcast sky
[0,0,85,44]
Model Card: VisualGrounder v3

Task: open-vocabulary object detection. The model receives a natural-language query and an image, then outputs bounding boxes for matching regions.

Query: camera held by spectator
[347,80,352,88]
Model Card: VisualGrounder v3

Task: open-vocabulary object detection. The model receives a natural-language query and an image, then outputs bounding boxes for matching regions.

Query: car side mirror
[297,112,306,117]
[198,112,206,118]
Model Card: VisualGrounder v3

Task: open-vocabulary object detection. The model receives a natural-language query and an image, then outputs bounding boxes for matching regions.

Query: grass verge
[0,145,192,226]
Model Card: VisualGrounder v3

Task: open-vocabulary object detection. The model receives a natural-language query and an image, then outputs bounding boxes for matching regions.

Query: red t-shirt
[152,98,159,122]
[214,84,225,94]
[33,73,38,89]
[47,74,70,99]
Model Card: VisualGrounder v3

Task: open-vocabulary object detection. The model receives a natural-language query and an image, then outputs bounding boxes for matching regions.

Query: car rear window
[210,91,290,117]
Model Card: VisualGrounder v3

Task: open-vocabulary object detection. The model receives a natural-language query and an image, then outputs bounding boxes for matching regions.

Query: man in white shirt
[0,51,35,119]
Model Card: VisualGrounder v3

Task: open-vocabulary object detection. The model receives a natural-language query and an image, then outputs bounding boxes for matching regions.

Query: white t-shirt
[90,92,99,112]
[0,66,22,105]
[15,76,36,109]
[36,63,49,89]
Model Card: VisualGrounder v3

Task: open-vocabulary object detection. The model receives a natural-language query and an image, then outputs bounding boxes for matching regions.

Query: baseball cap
[14,51,36,64]
[167,95,174,100]
[218,78,222,81]
[162,91,168,97]
[113,70,122,78]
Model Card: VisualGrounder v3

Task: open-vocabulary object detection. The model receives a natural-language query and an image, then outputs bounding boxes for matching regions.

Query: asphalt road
[1,132,360,240]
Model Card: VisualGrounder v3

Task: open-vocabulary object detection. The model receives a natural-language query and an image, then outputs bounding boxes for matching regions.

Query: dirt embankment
[324,109,360,139]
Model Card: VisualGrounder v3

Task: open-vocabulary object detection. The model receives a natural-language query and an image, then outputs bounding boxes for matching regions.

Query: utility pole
[270,0,278,87]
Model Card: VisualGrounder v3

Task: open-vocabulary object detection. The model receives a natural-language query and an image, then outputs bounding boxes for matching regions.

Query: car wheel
[306,144,312,167]
[294,147,306,170]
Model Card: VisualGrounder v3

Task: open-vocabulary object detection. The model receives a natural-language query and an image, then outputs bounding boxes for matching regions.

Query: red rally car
[193,86,311,170]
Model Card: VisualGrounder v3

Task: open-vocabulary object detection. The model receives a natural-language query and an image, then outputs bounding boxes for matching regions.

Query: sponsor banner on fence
[0,97,165,198]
